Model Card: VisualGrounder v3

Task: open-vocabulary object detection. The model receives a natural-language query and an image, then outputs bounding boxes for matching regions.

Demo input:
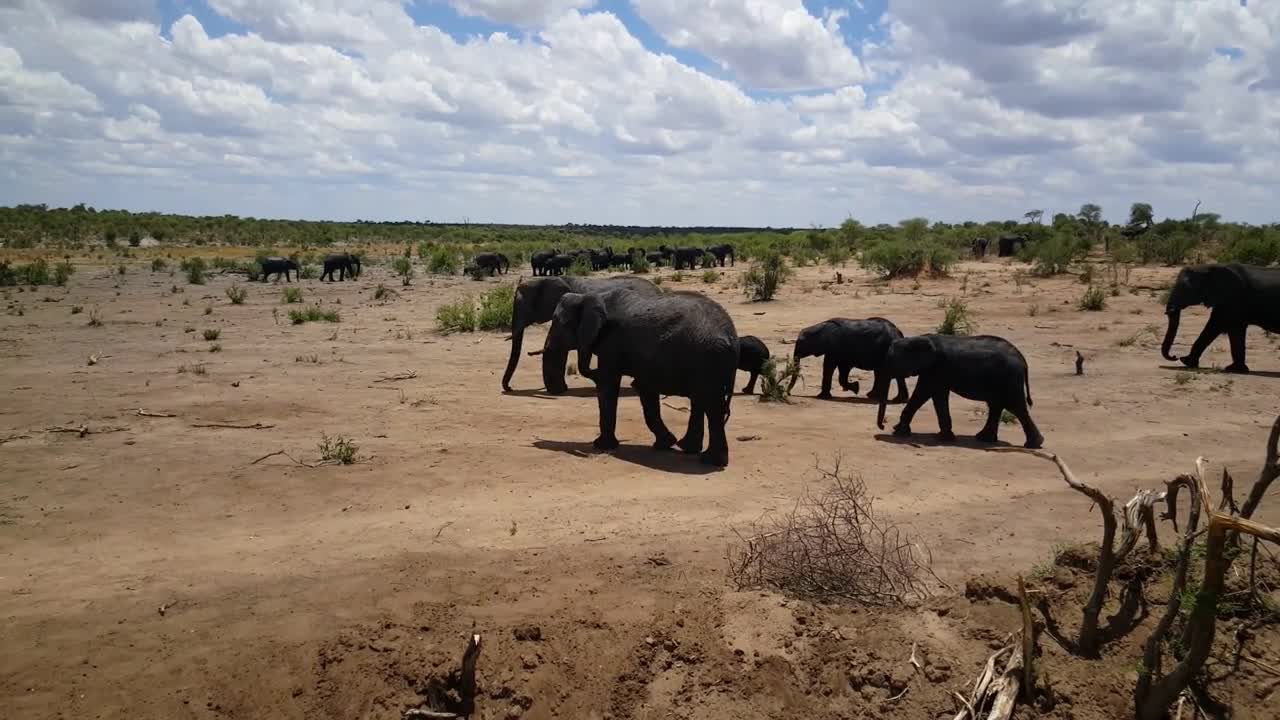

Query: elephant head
[1161,264,1244,361]
[787,322,830,391]
[548,292,606,381]
[503,276,576,393]
[876,336,937,429]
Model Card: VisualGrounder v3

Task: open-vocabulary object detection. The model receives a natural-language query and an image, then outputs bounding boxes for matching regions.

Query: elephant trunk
[1161,307,1181,361]
[876,394,888,430]
[502,314,526,391]
[541,337,569,394]
[787,349,803,391]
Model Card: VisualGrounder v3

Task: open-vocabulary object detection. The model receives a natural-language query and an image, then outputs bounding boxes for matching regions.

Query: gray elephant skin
[876,334,1044,449]
[321,253,360,281]
[548,289,740,466]
[259,257,299,282]
[789,317,909,402]
[737,335,770,394]
[502,275,663,393]
[1161,262,1280,373]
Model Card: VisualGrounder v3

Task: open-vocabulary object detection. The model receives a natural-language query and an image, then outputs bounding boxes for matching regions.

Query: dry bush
[727,456,940,605]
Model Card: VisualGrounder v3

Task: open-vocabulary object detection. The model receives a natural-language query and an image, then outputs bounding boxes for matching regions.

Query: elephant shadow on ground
[1157,364,1280,379]
[503,386,638,399]
[873,433,1020,450]
[808,394,908,406]
[531,439,723,475]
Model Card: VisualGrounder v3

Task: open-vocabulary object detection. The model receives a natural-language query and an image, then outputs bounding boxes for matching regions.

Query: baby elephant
[789,317,909,402]
[737,335,770,394]
[876,334,1044,449]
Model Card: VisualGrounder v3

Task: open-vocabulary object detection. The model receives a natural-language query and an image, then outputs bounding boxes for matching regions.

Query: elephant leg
[1182,310,1225,368]
[837,363,859,394]
[867,370,889,401]
[1225,324,1250,373]
[1007,395,1044,449]
[894,376,909,403]
[639,389,677,450]
[677,401,705,454]
[976,402,1001,443]
[592,373,621,451]
[893,380,931,436]
[702,395,729,467]
[742,371,758,395]
[818,356,836,398]
[931,390,955,442]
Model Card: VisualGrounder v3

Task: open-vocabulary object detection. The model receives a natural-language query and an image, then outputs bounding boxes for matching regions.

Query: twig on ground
[433,521,455,542]
[374,371,418,383]
[192,422,275,430]
[45,425,129,437]
[0,433,31,445]
[909,642,922,672]
[250,449,318,467]
[137,409,177,418]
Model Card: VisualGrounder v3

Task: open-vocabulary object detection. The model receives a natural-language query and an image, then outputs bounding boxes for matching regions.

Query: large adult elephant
[671,247,708,270]
[1161,262,1280,373]
[788,317,909,402]
[706,243,735,267]
[530,250,558,276]
[548,289,739,466]
[473,252,510,276]
[502,275,662,393]
[321,252,360,281]
[259,257,299,282]
[876,334,1043,449]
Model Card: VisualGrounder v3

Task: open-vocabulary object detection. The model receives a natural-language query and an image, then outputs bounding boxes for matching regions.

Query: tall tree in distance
[1023,209,1044,225]
[1128,202,1154,228]
[1078,203,1104,251]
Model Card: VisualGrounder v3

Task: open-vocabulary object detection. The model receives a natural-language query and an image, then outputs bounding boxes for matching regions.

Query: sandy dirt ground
[2,255,1279,719]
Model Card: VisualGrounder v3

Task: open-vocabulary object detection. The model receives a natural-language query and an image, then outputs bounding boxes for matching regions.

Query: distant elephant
[645,251,665,267]
[589,248,614,271]
[737,335,770,394]
[1161,262,1280,373]
[608,253,631,270]
[544,254,575,276]
[531,250,558,276]
[259,257,299,282]
[997,234,1027,257]
[548,289,739,466]
[671,247,708,270]
[971,237,989,259]
[321,253,360,281]
[473,252,510,276]
[706,243,735,267]
[876,334,1043,449]
[502,275,663,393]
[788,317,909,402]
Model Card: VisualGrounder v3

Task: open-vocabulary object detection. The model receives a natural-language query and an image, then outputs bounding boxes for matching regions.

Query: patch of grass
[202,328,221,341]
[373,284,397,302]
[743,251,792,301]
[296,354,320,363]
[1174,372,1195,386]
[702,269,720,283]
[1000,410,1017,425]
[289,305,341,324]
[1078,286,1107,311]
[70,305,83,314]
[478,285,514,331]
[758,356,802,403]
[297,263,318,280]
[183,256,207,285]
[204,305,213,315]
[117,264,127,276]
[318,433,358,465]
[177,362,207,375]
[86,307,103,327]
[435,297,478,333]
[225,285,248,305]
[53,261,74,286]
[392,257,414,286]
[652,276,664,286]
[671,271,685,282]
[567,256,592,276]
[630,254,650,274]
[937,298,976,335]
[282,287,303,304]
[151,258,167,272]
[565,362,578,377]
[209,343,222,353]
[427,248,460,275]
[1027,303,1039,317]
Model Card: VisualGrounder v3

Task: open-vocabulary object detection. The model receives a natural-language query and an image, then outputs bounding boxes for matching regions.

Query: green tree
[1023,209,1044,225]
[1128,203,1154,228]
[899,217,929,244]
[1078,203,1104,250]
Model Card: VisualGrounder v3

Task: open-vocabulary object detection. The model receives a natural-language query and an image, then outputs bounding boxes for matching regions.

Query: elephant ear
[576,294,608,353]
[1203,265,1246,309]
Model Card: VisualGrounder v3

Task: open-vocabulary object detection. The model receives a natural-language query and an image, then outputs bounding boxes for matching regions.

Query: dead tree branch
[374,371,418,383]
[191,422,275,430]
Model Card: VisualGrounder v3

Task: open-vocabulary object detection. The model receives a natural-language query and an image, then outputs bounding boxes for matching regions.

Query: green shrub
[758,356,801,403]
[374,284,398,302]
[937,298,976,335]
[631,254,650,274]
[209,343,222,353]
[1217,234,1280,266]
[790,247,819,267]
[427,248,460,275]
[1028,236,1076,276]
[671,271,685,282]
[1078,286,1107,311]
[702,269,720,283]
[151,257,167,272]
[318,433,358,465]
[824,245,851,267]
[477,286,513,331]
[225,285,247,305]
[567,256,592,276]
[52,261,74,286]
[282,287,303,303]
[861,240,955,278]
[21,258,50,286]
[184,257,207,284]
[0,261,15,287]
[289,305,340,324]
[743,251,792,301]
[297,262,318,280]
[71,305,83,314]
[436,298,478,332]
[202,328,220,341]
[393,257,414,285]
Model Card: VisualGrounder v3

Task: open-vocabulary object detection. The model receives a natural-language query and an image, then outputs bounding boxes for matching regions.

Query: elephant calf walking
[737,335,770,394]
[789,317,909,402]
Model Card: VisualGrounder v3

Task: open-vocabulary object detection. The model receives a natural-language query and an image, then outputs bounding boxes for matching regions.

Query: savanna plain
[3,252,1280,719]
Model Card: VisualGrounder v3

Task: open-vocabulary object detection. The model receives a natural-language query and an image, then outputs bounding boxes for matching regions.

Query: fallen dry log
[191,422,274,430]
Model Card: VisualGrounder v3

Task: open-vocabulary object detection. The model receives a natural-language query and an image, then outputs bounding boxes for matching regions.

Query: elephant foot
[892,423,911,437]
[741,385,756,395]
[1179,356,1200,369]
[1024,434,1045,449]
[937,430,956,442]
[816,391,834,400]
[592,435,620,451]
[1224,363,1251,374]
[893,392,909,403]
[545,383,568,396]
[700,448,729,467]
[975,429,998,443]
[651,431,677,451]
[839,381,860,394]
[676,435,703,454]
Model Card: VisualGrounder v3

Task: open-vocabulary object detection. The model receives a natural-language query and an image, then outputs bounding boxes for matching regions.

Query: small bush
[209,343,222,353]
[151,258,167,272]
[1173,371,1195,386]
[289,305,341,324]
[567,256,592,276]
[758,356,801,403]
[177,362,207,375]
[318,433,358,465]
[436,298,478,333]
[702,270,720,283]
[790,247,819,267]
[52,261,74,286]
[1078,286,1107,311]
[87,307,103,327]
[743,251,792,301]
[1000,410,1017,425]
[1217,234,1280,266]
[824,245,851,267]
[392,257,414,286]
[21,258,51,286]
[671,271,685,282]
[71,305,83,314]
[1027,303,1039,317]
[1078,264,1095,284]
[226,285,247,305]
[282,287,303,304]
[117,264,127,276]
[1029,236,1076,276]
[631,254,650,274]
[202,328,221,341]
[937,298,976,335]
[427,248,460,275]
[184,257,207,285]
[296,354,319,363]
[478,286,514,331]
[652,276,665,286]
[204,305,213,315]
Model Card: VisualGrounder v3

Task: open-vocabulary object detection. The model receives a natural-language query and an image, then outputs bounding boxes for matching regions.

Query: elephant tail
[1024,364,1033,406]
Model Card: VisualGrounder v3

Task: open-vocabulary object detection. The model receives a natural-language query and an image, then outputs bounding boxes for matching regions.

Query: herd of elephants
[255,245,1280,468]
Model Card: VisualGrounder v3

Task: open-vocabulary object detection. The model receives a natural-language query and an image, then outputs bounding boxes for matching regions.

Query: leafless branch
[192,422,275,430]
[374,371,418,383]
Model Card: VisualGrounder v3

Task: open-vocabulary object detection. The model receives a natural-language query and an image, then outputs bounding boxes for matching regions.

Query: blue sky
[1,0,1277,226]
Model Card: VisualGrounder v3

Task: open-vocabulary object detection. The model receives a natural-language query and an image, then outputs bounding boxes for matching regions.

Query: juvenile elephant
[971,237,989,259]
[321,253,360,281]
[671,247,708,270]
[876,334,1043,449]
[472,252,510,276]
[502,275,663,393]
[706,243,735,267]
[530,250,558,276]
[737,335,770,394]
[544,254,575,276]
[1161,262,1280,374]
[548,290,739,466]
[259,257,299,282]
[788,317,909,402]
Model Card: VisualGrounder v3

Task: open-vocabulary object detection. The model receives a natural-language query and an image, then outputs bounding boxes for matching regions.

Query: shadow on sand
[532,438,723,475]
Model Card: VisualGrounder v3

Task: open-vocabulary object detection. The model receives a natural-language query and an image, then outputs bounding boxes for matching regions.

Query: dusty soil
[2,255,1279,719]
